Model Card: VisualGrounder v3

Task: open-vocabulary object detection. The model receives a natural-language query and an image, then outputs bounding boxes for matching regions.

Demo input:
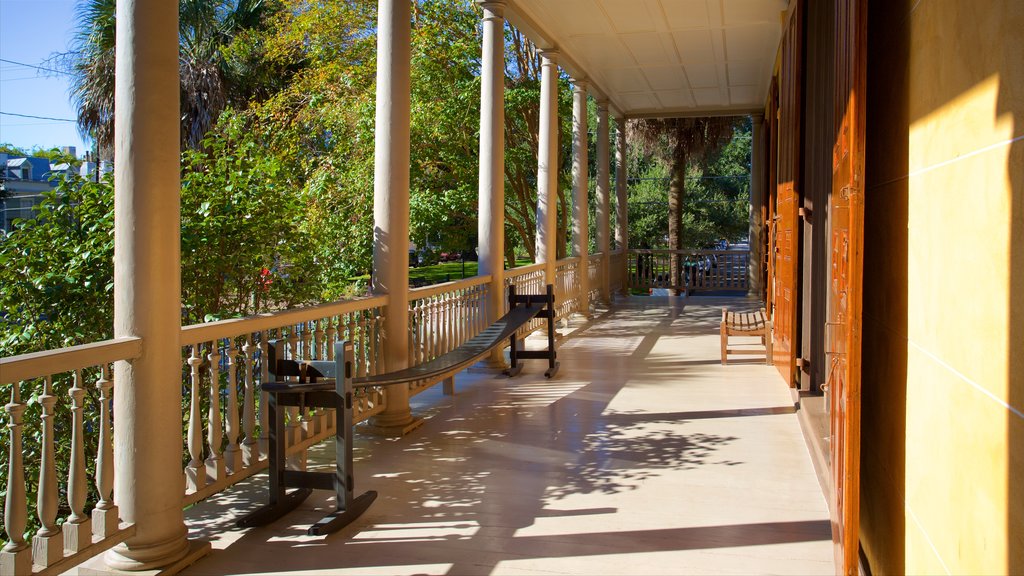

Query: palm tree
[629,116,739,295]
[67,0,281,156]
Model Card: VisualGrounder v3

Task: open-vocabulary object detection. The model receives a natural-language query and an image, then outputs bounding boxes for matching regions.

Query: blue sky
[0,0,91,156]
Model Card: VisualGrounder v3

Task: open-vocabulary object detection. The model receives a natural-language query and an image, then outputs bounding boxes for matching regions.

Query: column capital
[571,78,588,92]
[477,0,506,17]
[539,49,560,64]
[596,99,609,111]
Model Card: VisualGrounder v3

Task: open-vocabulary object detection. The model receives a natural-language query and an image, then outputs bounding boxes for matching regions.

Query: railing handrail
[409,274,492,302]
[609,249,623,256]
[0,337,143,385]
[555,256,581,267]
[180,294,389,345]
[505,261,544,279]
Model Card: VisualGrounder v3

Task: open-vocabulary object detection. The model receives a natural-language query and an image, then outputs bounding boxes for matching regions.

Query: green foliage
[0,175,115,356]
[180,110,319,322]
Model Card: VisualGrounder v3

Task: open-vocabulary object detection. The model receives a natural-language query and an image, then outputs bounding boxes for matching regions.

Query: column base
[102,528,191,572]
[359,417,424,438]
[75,539,208,575]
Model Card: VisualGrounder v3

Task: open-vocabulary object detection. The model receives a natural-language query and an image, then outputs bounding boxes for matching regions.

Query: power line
[0,58,70,76]
[0,111,76,123]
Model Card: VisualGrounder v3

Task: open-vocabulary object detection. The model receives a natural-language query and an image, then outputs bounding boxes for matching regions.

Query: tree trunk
[668,148,686,295]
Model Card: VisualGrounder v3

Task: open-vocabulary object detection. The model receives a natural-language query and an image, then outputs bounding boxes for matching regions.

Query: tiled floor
[182,295,834,576]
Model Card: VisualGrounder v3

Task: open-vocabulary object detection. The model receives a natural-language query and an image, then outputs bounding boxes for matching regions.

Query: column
[570,79,590,317]
[749,114,765,295]
[595,101,611,303]
[614,117,629,294]
[368,0,419,436]
[477,0,506,365]
[535,50,560,288]
[105,0,192,570]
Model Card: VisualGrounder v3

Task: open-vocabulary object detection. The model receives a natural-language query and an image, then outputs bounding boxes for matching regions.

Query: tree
[66,0,285,155]
[629,116,740,294]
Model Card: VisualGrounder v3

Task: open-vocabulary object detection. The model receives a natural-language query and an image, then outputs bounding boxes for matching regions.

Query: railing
[587,253,603,304]
[505,262,546,336]
[0,261,600,574]
[609,250,624,293]
[407,276,490,395]
[626,249,750,293]
[178,295,388,507]
[0,339,142,574]
[554,257,581,320]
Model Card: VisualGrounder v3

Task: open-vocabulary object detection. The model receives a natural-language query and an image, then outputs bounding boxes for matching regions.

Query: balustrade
[554,257,582,320]
[407,277,490,395]
[505,262,546,337]
[625,249,750,293]
[0,338,141,574]
[178,295,387,506]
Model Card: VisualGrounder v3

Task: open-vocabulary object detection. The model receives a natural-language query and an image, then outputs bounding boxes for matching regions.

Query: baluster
[326,317,337,360]
[258,330,270,459]
[206,342,225,481]
[301,321,314,361]
[314,318,325,360]
[224,340,241,474]
[1,382,30,575]
[64,369,91,552]
[283,328,303,460]
[92,365,118,538]
[241,338,258,467]
[312,319,327,434]
[362,311,374,375]
[185,346,207,490]
[407,306,416,367]
[34,375,61,567]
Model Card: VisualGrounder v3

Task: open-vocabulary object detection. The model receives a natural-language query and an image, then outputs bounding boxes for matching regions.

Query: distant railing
[626,249,750,293]
[407,276,490,395]
[587,253,603,304]
[609,250,624,293]
[554,257,581,320]
[0,338,142,574]
[178,295,388,506]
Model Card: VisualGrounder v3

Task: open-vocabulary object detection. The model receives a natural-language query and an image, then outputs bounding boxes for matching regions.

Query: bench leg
[720,322,728,365]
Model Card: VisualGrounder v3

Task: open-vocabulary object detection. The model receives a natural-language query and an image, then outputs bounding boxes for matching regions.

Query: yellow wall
[862,0,1024,574]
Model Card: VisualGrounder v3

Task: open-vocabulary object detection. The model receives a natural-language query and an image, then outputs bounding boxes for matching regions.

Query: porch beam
[595,101,611,303]
[477,0,506,365]
[368,0,419,436]
[571,79,590,317]
[535,50,560,287]
[615,117,629,293]
[105,0,192,570]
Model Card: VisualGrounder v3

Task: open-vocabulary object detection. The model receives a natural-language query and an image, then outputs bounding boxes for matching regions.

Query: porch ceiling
[504,0,787,119]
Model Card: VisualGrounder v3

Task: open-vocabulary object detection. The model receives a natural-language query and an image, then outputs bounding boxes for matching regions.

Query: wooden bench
[720,307,772,365]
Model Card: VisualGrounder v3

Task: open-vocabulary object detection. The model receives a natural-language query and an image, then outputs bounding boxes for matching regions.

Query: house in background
[1,148,111,231]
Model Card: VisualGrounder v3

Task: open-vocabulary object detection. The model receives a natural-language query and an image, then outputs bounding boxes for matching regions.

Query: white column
[749,114,765,295]
[571,79,590,317]
[535,50,560,288]
[595,101,611,303]
[615,117,629,293]
[369,0,418,435]
[105,0,191,570]
[477,0,506,364]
